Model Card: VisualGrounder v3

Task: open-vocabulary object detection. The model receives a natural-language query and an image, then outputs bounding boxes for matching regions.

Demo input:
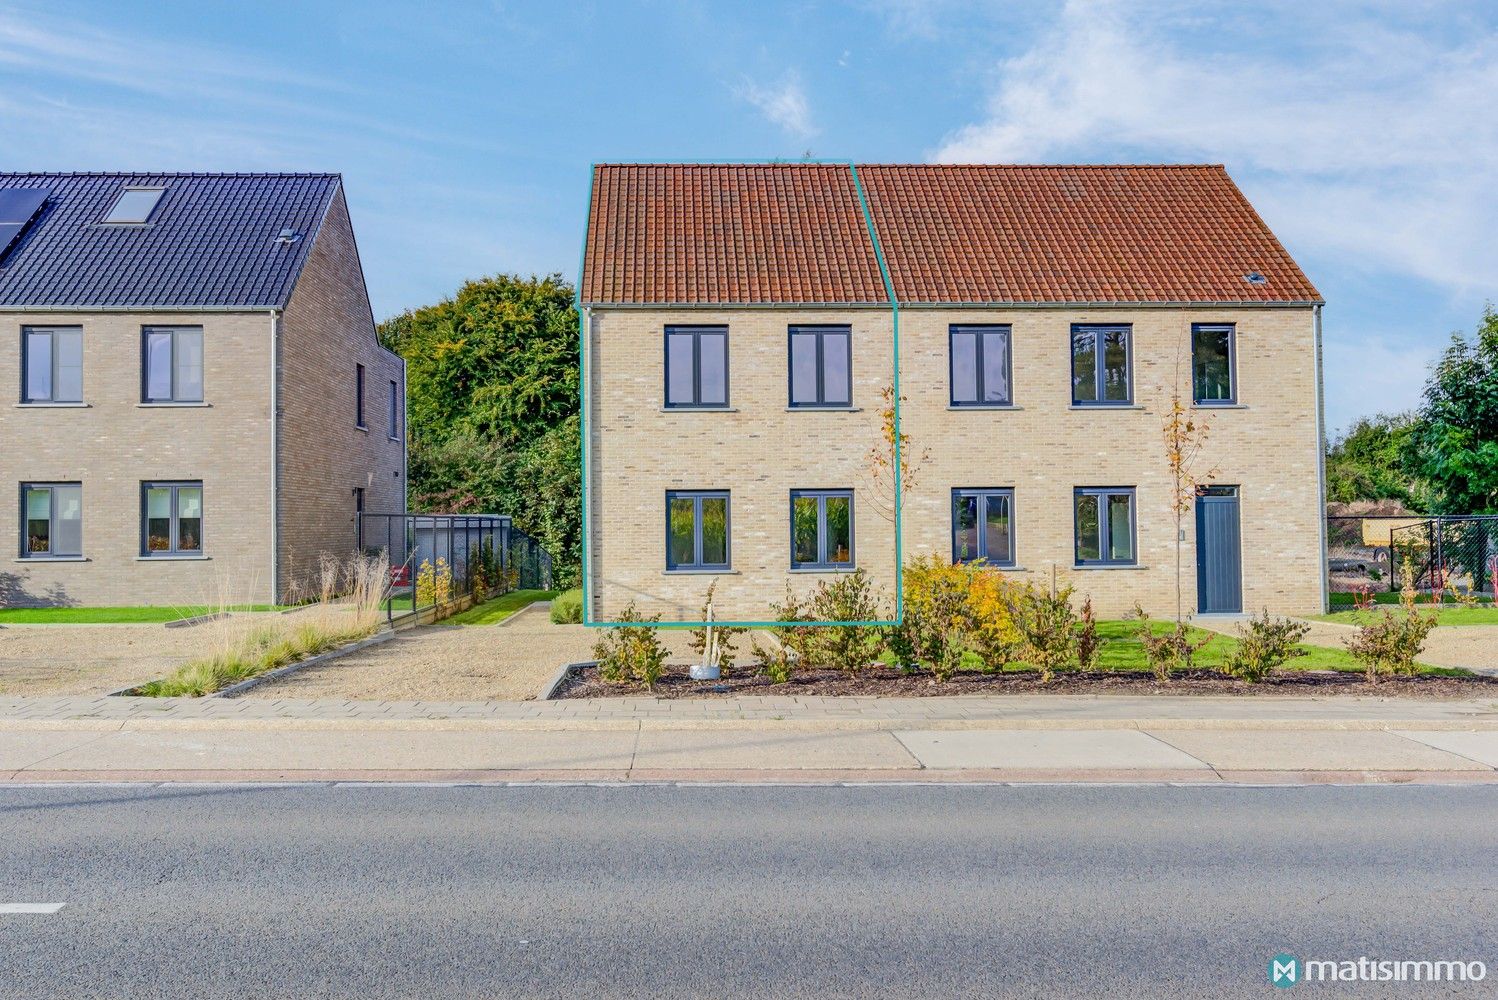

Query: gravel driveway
[244,601,706,702]
[1289,620,1498,675]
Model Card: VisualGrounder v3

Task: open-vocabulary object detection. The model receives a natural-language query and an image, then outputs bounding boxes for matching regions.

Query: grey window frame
[1070,324,1133,406]
[951,488,1016,567]
[1191,323,1237,405]
[665,490,731,572]
[789,488,855,570]
[101,187,165,225]
[663,326,730,409]
[140,481,204,557]
[1073,486,1137,566]
[140,326,203,403]
[948,325,1012,407]
[20,325,83,403]
[787,324,853,408]
[20,482,82,559]
[355,363,366,428]
[387,379,400,438]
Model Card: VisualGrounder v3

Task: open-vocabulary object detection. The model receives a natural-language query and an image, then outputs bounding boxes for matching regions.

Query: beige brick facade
[586,306,1324,622]
[2,191,404,608]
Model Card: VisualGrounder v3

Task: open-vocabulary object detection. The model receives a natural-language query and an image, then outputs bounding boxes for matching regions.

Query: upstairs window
[1192,324,1236,404]
[665,326,728,408]
[21,483,82,558]
[388,379,400,439]
[949,325,1012,406]
[142,482,203,557]
[791,489,854,570]
[1071,324,1132,405]
[22,326,83,403]
[666,491,730,571]
[1074,487,1136,566]
[142,327,203,403]
[788,325,852,408]
[356,364,366,427]
[952,488,1015,566]
[102,187,164,224]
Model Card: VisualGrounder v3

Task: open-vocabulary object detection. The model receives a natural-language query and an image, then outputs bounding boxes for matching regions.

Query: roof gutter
[0,304,284,313]
[576,300,1326,311]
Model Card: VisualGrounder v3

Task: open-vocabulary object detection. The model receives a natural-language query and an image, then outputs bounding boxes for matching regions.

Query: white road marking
[0,903,65,914]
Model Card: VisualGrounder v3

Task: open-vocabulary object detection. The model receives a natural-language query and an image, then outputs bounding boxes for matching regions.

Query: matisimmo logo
[1268,953,1487,987]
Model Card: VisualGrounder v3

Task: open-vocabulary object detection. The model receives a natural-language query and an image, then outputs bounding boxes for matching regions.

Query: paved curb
[539,660,593,700]
[2,716,1497,733]
[5,767,1498,785]
[212,630,398,698]
[164,611,230,629]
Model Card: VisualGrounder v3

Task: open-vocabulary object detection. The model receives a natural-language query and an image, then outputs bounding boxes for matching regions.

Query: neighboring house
[0,173,405,607]
[578,163,1325,622]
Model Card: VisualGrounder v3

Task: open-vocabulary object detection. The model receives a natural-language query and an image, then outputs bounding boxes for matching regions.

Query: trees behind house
[1404,305,1498,515]
[1325,413,1427,511]
[379,274,581,584]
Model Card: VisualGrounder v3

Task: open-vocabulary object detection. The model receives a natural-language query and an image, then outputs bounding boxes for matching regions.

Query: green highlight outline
[576,159,904,627]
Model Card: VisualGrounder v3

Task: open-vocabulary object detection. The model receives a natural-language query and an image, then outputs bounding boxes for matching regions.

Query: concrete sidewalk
[3,692,1498,784]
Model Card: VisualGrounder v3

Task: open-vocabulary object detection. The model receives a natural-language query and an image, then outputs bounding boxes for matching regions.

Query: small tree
[1162,345,1218,622]
[865,384,931,525]
[688,581,745,676]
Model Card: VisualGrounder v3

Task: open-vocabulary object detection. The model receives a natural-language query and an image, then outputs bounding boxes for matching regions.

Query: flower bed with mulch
[557,664,1498,700]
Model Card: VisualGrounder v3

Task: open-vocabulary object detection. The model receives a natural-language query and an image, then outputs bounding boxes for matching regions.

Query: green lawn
[1316,605,1498,627]
[1329,590,1493,608]
[879,618,1462,677]
[446,589,559,625]
[0,605,285,624]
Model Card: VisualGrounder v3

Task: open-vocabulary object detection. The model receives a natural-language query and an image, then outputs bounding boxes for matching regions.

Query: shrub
[1224,609,1310,682]
[592,602,668,690]
[549,588,583,624]
[688,581,746,675]
[967,566,1024,673]
[1132,605,1212,682]
[415,557,454,609]
[890,555,972,681]
[751,586,814,684]
[1011,585,1078,683]
[1344,608,1438,682]
[1074,596,1102,672]
[805,569,886,673]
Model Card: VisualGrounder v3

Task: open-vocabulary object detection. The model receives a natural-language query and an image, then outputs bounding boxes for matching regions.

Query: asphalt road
[1,783,1494,999]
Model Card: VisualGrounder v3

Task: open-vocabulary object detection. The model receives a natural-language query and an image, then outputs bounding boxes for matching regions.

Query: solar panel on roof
[0,188,48,262]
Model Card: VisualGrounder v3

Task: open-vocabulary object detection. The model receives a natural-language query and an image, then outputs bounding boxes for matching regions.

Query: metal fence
[1326,515,1393,594]
[1390,516,1498,599]
[359,512,553,624]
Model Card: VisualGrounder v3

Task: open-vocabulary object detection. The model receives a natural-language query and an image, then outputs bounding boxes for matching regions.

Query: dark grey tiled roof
[0,172,341,309]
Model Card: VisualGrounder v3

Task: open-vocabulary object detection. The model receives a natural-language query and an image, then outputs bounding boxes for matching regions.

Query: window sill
[947,404,1021,411]
[789,566,859,574]
[137,402,210,408]
[785,406,862,413]
[14,556,89,563]
[135,555,211,562]
[1193,402,1246,409]
[1073,563,1148,571]
[1069,404,1145,411]
[355,424,369,433]
[957,563,1026,572]
[662,569,738,576]
[658,406,739,413]
[14,402,90,408]
[388,435,400,442]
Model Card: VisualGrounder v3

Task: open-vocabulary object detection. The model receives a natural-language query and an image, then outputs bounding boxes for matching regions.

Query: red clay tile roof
[581,163,1321,306]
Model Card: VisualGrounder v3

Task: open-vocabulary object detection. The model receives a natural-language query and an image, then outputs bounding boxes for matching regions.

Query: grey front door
[1196,486,1242,613]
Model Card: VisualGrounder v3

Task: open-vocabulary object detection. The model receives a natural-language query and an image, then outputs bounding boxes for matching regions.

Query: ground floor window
[952,488,1014,566]
[790,490,854,570]
[666,490,730,571]
[21,483,82,558]
[1074,487,1135,566]
[142,482,204,556]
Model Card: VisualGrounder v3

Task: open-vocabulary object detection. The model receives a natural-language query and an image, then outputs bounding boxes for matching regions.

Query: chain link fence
[1390,516,1498,599]
[1326,515,1394,596]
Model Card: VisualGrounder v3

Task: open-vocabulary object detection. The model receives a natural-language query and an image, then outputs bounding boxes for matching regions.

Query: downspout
[269,308,281,604]
[578,302,592,625]
[1313,303,1329,614]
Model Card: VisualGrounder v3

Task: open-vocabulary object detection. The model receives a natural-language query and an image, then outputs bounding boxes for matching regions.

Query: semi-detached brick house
[0,173,406,607]
[579,162,1326,623]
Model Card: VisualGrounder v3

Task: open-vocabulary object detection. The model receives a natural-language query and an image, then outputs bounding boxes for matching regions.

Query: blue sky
[2,0,1493,435]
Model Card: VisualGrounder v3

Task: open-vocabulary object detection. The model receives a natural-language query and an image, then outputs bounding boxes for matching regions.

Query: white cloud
[932,0,1498,294]
[735,72,818,138]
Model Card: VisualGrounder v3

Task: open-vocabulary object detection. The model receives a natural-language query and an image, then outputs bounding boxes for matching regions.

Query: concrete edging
[539,660,596,701]
[211,629,400,699]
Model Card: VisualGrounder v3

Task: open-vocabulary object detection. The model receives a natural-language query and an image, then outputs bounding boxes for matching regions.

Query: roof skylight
[102,187,165,224]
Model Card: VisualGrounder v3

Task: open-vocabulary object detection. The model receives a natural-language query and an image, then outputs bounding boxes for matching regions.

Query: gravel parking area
[0,616,272,696]
[1290,621,1498,675]
[244,602,705,702]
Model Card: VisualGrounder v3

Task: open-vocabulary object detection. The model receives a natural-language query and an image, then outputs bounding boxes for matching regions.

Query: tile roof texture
[581,163,1320,306]
[0,172,340,309]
